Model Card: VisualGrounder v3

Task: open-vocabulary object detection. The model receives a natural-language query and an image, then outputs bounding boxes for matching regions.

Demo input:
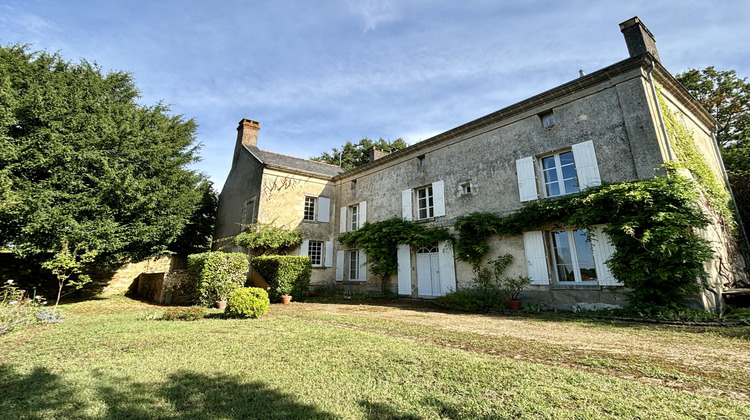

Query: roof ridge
[255,147,342,168]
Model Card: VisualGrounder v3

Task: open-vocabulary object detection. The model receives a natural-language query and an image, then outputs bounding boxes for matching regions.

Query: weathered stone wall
[214,150,265,245]
[94,256,173,296]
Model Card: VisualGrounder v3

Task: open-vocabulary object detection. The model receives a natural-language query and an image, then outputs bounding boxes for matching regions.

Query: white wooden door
[416,244,440,296]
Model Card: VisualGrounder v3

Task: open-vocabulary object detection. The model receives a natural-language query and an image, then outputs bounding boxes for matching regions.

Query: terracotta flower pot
[507,300,522,310]
[215,300,227,310]
[280,295,292,304]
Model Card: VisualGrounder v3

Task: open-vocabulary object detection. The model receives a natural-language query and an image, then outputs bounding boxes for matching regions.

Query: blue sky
[2,0,748,191]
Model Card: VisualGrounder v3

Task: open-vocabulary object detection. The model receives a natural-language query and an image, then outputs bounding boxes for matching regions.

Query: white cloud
[347,0,401,33]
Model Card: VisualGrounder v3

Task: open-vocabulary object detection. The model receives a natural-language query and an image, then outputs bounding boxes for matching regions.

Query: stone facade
[214,17,746,310]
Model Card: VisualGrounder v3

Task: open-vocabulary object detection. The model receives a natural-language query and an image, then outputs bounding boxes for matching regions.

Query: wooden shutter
[437,241,456,295]
[522,231,549,285]
[590,225,620,285]
[359,201,367,228]
[397,244,411,294]
[299,239,309,257]
[516,156,538,202]
[401,189,413,221]
[358,250,367,282]
[324,241,333,267]
[335,250,344,281]
[339,207,347,233]
[571,140,601,190]
[432,180,446,217]
[317,197,330,222]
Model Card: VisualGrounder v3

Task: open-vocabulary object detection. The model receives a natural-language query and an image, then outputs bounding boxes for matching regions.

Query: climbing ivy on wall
[455,172,714,306]
[338,218,453,292]
[657,87,735,225]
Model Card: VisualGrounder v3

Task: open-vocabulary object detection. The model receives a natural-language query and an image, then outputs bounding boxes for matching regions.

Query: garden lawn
[1,297,748,419]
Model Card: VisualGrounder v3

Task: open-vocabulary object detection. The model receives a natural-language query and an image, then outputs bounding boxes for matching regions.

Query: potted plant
[280,294,292,304]
[501,275,532,309]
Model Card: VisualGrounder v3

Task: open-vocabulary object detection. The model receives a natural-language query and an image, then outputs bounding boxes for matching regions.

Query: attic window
[461,182,473,195]
[351,180,357,190]
[418,155,426,168]
[540,111,555,128]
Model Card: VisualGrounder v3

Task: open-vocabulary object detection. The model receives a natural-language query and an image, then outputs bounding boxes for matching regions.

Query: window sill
[337,280,366,283]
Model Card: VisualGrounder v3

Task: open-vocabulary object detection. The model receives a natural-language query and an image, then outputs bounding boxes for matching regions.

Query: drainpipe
[647,60,675,161]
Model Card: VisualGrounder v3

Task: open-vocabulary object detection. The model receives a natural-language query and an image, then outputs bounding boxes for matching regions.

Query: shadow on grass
[0,366,335,419]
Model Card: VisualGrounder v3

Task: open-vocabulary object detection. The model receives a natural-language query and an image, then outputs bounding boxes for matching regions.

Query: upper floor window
[303,196,330,222]
[460,182,473,195]
[349,204,359,231]
[541,151,579,197]
[417,155,426,168]
[303,197,316,221]
[416,185,434,219]
[540,110,555,128]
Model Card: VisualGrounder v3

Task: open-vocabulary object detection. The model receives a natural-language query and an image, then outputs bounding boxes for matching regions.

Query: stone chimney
[237,118,260,148]
[619,17,660,62]
[369,147,391,163]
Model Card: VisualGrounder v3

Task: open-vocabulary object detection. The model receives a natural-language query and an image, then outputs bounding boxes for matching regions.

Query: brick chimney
[237,118,260,148]
[619,17,660,62]
[368,147,391,163]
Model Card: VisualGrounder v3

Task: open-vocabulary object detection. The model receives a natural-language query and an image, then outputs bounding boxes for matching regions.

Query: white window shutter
[523,231,549,285]
[324,241,333,267]
[339,207,347,233]
[516,156,538,202]
[335,250,344,281]
[401,189,413,221]
[358,250,367,282]
[432,180,446,217]
[299,239,309,257]
[359,201,367,227]
[437,241,456,295]
[590,225,620,285]
[571,140,601,190]
[317,197,330,222]
[397,244,411,294]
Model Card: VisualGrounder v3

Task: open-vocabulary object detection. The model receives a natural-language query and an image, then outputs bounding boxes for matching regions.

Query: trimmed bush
[436,288,507,312]
[160,306,206,321]
[225,287,270,318]
[187,252,249,307]
[252,256,311,302]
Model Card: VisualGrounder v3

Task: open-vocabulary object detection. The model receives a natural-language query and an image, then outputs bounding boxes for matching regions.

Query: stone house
[214,17,746,310]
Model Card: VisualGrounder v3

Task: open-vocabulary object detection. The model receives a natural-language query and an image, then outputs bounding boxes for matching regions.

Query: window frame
[541,150,579,198]
[308,240,324,267]
[347,249,360,281]
[303,196,317,221]
[547,228,598,283]
[349,204,359,231]
[416,185,434,220]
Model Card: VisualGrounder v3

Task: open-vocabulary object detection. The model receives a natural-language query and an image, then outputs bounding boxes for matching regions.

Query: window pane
[559,152,574,165]
[544,168,558,182]
[573,230,597,281]
[564,179,579,194]
[561,164,576,179]
[551,231,575,281]
[546,183,560,197]
[542,156,556,169]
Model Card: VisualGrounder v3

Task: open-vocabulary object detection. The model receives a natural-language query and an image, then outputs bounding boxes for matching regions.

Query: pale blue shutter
[359,201,367,227]
[401,189,413,221]
[523,231,549,285]
[590,225,620,285]
[432,181,445,217]
[324,241,333,267]
[335,250,344,281]
[571,140,601,190]
[397,244,411,294]
[516,156,538,202]
[339,207,347,233]
[299,239,309,257]
[317,197,330,222]
[358,250,367,282]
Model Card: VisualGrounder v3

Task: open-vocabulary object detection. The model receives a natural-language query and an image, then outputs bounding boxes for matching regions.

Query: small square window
[350,180,357,190]
[540,111,555,128]
[417,155,426,168]
[461,182,472,195]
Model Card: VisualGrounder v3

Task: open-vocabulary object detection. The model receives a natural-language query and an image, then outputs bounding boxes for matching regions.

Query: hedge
[252,255,311,302]
[187,252,249,307]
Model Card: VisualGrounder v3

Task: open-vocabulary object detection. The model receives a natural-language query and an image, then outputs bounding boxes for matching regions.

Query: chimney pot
[619,17,660,62]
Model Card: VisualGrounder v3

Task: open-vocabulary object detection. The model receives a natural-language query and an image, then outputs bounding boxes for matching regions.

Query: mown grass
[1,297,748,419]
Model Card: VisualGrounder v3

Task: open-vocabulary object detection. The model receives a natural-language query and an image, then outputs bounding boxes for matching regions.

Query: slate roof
[244,145,343,178]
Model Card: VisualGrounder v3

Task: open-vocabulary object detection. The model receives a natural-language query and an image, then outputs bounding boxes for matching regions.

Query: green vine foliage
[455,173,714,306]
[657,87,735,225]
[231,223,302,256]
[338,218,453,292]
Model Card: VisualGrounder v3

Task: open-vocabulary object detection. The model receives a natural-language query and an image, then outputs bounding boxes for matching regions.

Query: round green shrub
[225,287,270,319]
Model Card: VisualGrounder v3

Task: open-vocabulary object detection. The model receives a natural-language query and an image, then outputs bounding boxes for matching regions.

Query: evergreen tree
[311,138,407,171]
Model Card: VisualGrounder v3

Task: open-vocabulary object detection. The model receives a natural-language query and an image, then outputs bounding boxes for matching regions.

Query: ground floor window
[549,229,597,282]
[348,250,360,280]
[308,240,323,267]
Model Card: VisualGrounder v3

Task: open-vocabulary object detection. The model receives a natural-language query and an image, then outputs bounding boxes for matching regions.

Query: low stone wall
[93,256,173,296]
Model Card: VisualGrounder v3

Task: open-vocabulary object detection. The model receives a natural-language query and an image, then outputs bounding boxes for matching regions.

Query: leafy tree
[311,138,407,171]
[169,180,218,258]
[41,239,97,310]
[0,44,207,271]
[676,67,750,228]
